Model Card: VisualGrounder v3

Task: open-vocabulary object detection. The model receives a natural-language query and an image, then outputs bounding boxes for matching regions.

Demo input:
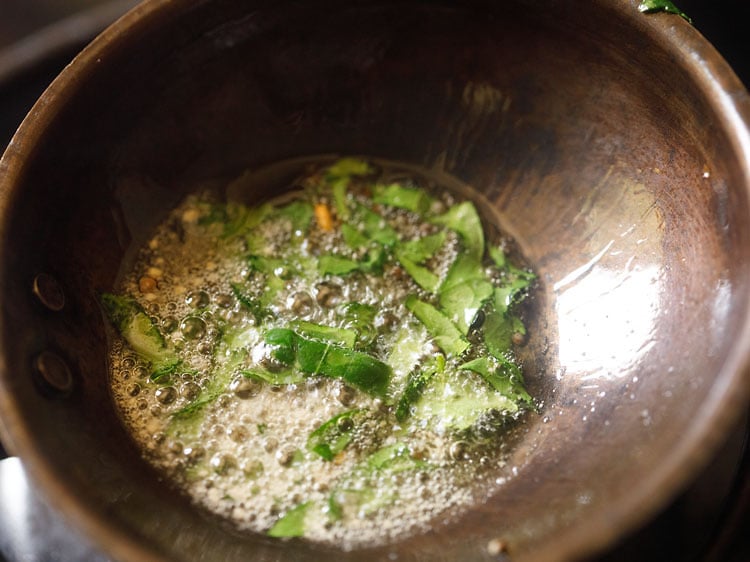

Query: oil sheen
[106,157,535,548]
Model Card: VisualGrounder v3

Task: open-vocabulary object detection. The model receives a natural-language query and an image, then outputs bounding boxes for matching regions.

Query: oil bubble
[276,445,296,467]
[155,386,177,405]
[242,460,264,478]
[186,290,210,308]
[181,381,201,401]
[210,453,236,474]
[228,425,249,443]
[162,316,179,333]
[229,376,261,399]
[181,316,207,340]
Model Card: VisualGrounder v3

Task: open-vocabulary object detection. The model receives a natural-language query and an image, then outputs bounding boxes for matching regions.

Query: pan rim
[0,1,749,561]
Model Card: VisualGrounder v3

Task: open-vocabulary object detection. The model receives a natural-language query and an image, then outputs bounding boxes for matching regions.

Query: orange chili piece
[314,203,334,232]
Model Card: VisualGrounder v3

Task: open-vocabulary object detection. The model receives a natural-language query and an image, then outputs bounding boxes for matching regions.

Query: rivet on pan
[486,538,510,559]
[32,350,74,397]
[32,273,65,311]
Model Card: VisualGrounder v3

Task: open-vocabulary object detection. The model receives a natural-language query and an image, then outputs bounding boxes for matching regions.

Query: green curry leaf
[318,254,361,276]
[292,321,357,348]
[459,356,532,405]
[308,409,366,461]
[272,199,314,232]
[430,201,484,261]
[373,183,435,214]
[100,293,180,379]
[488,246,535,312]
[438,254,494,334]
[405,295,469,357]
[395,355,445,422]
[637,0,692,24]
[261,329,391,397]
[326,157,373,179]
[396,252,441,293]
[397,231,447,263]
[268,502,311,538]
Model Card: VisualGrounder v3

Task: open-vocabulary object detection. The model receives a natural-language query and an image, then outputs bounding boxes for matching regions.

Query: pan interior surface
[0,1,749,561]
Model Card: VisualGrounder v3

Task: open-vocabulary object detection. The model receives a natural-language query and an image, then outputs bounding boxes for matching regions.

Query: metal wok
[1,1,750,561]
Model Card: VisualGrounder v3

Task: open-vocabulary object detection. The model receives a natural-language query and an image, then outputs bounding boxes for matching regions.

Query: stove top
[0,458,110,562]
[0,1,748,561]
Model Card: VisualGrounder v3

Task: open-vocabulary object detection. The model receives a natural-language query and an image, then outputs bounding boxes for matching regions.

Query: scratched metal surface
[0,1,747,561]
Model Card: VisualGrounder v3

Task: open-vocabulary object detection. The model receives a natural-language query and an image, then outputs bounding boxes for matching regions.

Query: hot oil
[108,156,539,549]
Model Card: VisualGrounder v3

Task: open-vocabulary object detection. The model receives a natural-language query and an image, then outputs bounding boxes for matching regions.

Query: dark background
[679,0,750,87]
[0,1,106,48]
[1,0,749,82]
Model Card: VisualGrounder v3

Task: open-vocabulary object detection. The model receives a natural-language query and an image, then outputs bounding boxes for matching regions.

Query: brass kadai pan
[1,1,750,561]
